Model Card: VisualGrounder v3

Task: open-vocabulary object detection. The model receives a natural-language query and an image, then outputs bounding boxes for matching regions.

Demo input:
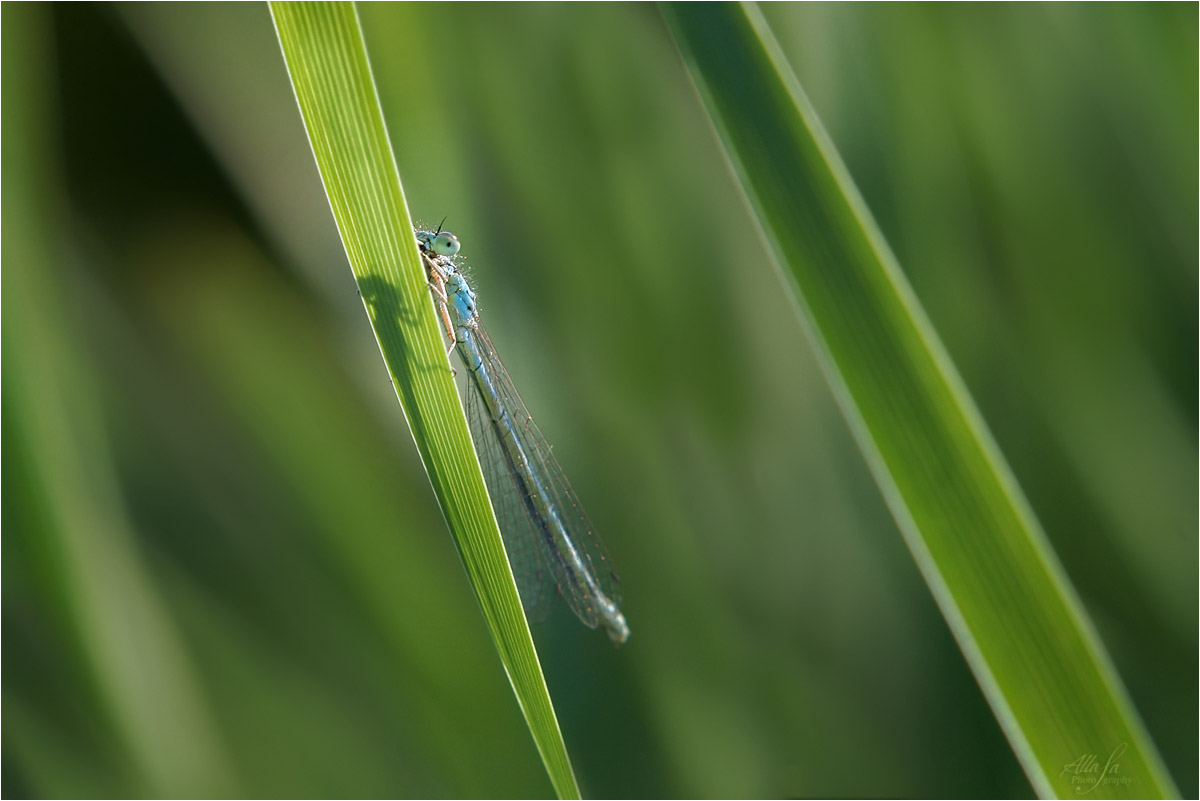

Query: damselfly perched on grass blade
[417,226,630,645]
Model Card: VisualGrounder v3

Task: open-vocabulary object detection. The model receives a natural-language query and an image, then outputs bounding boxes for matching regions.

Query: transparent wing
[468,323,623,629]
[467,347,560,624]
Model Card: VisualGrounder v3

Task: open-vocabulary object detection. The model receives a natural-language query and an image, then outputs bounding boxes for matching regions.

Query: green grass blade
[2,5,235,795]
[268,3,578,797]
[662,4,1178,798]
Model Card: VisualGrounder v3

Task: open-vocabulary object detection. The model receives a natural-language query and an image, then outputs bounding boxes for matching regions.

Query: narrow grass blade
[268,4,578,796]
[2,5,235,795]
[662,4,1178,797]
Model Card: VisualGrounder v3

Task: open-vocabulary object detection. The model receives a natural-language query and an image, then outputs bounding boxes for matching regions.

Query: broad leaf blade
[662,4,1177,798]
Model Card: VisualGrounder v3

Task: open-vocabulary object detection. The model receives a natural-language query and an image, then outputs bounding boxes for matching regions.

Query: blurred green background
[3,3,1195,798]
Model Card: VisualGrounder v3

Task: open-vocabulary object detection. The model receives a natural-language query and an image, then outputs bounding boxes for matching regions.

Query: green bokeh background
[3,3,1195,798]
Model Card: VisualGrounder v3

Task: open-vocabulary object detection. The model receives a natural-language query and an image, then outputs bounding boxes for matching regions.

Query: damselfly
[417,225,630,645]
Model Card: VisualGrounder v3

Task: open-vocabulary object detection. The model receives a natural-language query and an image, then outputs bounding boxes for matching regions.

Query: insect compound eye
[433,232,460,257]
